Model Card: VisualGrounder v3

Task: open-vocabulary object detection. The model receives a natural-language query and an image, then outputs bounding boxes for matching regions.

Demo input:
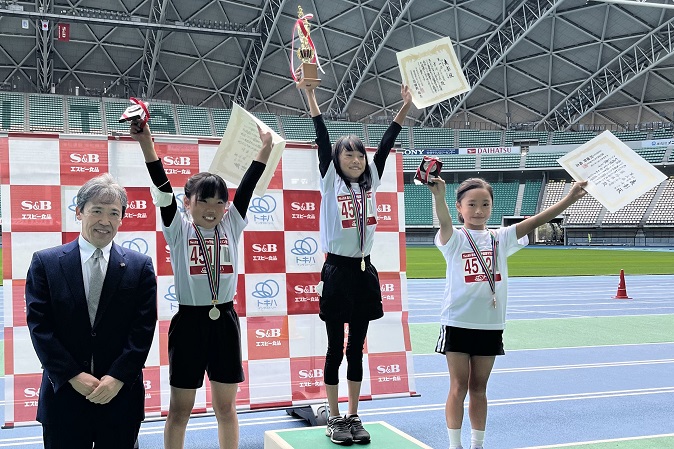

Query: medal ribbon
[346,183,367,266]
[290,13,325,81]
[461,228,497,301]
[192,224,221,305]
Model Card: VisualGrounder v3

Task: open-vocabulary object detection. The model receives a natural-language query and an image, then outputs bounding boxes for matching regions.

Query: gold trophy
[294,6,321,89]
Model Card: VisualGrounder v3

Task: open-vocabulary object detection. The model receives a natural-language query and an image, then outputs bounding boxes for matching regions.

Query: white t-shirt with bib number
[435,224,528,330]
[319,161,380,257]
[163,208,246,306]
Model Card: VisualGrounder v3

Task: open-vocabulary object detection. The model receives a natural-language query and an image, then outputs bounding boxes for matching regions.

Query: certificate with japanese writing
[396,37,470,108]
[557,130,666,213]
[209,103,285,196]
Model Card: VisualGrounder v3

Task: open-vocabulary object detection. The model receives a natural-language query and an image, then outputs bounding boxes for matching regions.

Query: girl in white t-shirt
[429,176,587,449]
[131,123,272,449]
[298,82,412,445]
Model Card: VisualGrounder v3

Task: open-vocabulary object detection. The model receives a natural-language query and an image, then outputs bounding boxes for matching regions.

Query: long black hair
[332,135,372,191]
[184,172,229,202]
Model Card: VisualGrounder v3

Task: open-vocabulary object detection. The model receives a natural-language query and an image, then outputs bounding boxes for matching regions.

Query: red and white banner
[0,133,415,426]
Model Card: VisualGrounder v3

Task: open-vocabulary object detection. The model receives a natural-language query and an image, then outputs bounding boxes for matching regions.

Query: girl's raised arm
[130,123,177,227]
[429,177,453,245]
[516,180,587,239]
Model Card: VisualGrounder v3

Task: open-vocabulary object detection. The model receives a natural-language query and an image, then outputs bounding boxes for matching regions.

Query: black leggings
[324,320,369,385]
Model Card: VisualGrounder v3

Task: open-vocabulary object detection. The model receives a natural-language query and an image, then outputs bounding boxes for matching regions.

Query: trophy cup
[293,6,321,89]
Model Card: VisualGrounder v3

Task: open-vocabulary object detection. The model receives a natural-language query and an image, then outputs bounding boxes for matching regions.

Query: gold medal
[209,305,221,320]
[361,255,365,272]
[492,295,496,308]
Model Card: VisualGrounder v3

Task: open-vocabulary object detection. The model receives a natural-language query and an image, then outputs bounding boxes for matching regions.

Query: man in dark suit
[26,173,157,449]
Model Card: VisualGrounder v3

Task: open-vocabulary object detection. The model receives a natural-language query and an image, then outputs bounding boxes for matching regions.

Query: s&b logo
[163,156,191,166]
[255,328,281,338]
[69,153,100,163]
[126,200,147,210]
[294,284,317,294]
[380,283,395,292]
[251,243,278,253]
[290,202,316,211]
[376,364,401,374]
[21,200,52,211]
[298,368,323,379]
[377,204,392,213]
[24,387,40,398]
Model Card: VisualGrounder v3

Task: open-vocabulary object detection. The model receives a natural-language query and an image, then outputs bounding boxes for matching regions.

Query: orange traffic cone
[613,269,632,299]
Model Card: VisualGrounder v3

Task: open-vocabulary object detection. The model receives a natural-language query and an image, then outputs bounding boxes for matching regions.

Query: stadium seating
[602,185,657,226]
[325,120,365,141]
[563,181,603,226]
[402,155,422,171]
[365,123,410,148]
[211,108,231,137]
[0,92,25,131]
[440,155,476,170]
[550,131,596,145]
[412,126,454,148]
[176,104,213,137]
[29,94,64,132]
[458,129,501,147]
[480,154,520,169]
[147,103,177,134]
[540,180,567,210]
[252,112,281,134]
[280,115,315,141]
[651,128,673,140]
[403,183,434,226]
[612,130,647,141]
[488,182,518,226]
[645,177,674,225]
[520,179,543,215]
[635,148,666,164]
[67,97,103,134]
[103,99,133,134]
[524,152,565,168]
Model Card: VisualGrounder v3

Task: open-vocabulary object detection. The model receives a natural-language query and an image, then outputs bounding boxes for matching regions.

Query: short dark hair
[332,135,372,191]
[184,172,229,203]
[76,173,128,216]
[456,177,493,223]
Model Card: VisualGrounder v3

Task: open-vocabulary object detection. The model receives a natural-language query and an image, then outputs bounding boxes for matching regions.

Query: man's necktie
[88,248,104,326]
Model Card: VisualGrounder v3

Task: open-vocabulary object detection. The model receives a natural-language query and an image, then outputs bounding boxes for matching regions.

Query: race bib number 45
[188,238,234,275]
[462,251,502,284]
[338,192,377,229]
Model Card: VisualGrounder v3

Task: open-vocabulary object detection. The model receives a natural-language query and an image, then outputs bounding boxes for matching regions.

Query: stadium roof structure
[0,0,673,131]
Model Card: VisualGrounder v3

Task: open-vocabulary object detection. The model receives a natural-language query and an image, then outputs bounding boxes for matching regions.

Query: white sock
[471,429,485,449]
[448,428,462,449]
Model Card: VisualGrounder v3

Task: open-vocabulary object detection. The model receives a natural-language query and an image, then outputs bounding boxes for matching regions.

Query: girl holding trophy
[297,76,412,444]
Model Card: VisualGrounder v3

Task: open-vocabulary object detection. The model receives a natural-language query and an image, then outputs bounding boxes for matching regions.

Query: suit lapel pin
[120,262,126,268]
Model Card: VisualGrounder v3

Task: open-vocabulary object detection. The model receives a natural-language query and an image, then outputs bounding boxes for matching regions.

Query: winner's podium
[264,421,432,449]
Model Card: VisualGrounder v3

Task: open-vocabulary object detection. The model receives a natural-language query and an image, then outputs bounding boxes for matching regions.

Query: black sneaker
[345,414,370,444]
[326,415,353,445]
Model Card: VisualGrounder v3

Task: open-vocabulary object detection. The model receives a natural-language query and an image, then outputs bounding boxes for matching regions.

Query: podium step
[264,421,432,449]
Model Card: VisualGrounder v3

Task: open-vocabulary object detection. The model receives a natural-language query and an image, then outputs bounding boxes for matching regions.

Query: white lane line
[513,432,674,448]
[414,358,674,378]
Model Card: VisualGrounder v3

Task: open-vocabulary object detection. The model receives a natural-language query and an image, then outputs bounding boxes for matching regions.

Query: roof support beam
[537,18,674,131]
[422,0,563,127]
[233,0,287,108]
[138,0,168,99]
[326,0,416,115]
[35,0,53,93]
